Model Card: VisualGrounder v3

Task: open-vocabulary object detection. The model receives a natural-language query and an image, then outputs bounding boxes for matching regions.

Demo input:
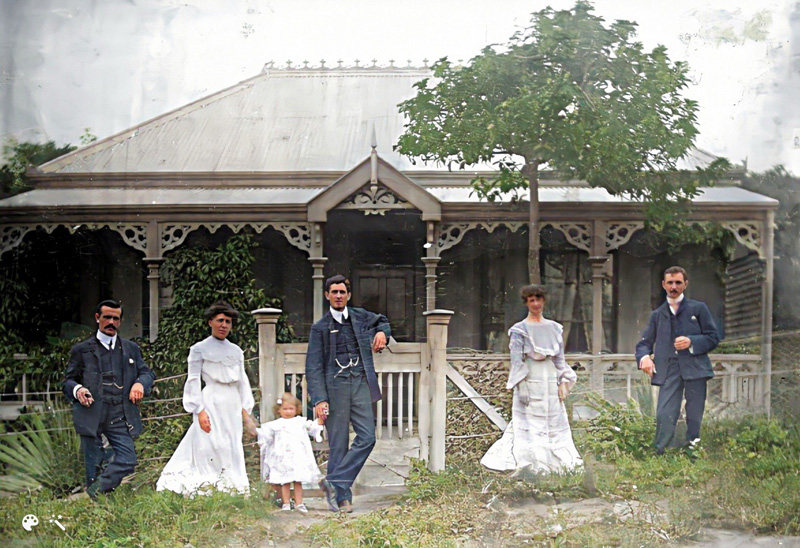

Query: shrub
[0,403,83,495]
[582,393,655,460]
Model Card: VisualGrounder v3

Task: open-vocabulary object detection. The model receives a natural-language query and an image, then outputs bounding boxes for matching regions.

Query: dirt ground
[241,486,800,547]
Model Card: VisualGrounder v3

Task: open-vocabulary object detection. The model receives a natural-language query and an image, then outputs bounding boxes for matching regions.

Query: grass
[2,406,799,547]
[1,483,278,547]
[305,409,800,547]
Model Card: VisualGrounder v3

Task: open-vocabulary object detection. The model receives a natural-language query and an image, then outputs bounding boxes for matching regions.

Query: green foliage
[310,460,497,547]
[582,393,655,459]
[0,273,28,388]
[139,232,293,380]
[0,404,83,495]
[720,417,800,479]
[639,220,735,255]
[0,139,75,196]
[0,484,276,547]
[79,128,97,146]
[396,1,732,280]
[397,1,726,199]
[0,256,82,392]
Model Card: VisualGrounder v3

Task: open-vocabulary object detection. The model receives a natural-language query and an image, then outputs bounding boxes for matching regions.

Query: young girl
[256,392,324,513]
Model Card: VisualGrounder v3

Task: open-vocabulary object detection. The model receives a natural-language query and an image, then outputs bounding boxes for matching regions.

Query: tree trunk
[524,161,541,284]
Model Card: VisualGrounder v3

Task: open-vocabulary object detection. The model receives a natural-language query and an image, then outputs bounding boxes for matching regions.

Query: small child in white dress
[256,392,324,513]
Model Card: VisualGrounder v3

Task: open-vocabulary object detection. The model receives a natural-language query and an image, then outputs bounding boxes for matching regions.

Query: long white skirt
[481,357,582,474]
[156,381,249,496]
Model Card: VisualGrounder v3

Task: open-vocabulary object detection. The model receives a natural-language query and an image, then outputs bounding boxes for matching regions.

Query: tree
[1,139,75,196]
[396,1,728,283]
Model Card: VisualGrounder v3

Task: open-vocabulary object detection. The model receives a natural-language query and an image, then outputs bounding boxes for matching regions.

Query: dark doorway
[352,268,415,341]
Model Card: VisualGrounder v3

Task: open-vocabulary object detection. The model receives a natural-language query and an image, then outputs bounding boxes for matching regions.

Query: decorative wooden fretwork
[0,225,34,257]
[438,221,525,252]
[160,222,312,255]
[1,223,148,257]
[722,221,763,257]
[605,222,644,251]
[542,222,592,252]
[338,182,410,216]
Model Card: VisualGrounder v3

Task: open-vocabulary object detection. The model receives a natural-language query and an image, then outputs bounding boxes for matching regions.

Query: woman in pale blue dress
[481,285,582,474]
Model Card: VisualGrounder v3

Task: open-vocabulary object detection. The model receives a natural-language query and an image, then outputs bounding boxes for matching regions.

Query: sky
[1,0,799,173]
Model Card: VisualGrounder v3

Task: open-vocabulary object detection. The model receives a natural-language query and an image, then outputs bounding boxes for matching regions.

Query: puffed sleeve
[183,346,204,414]
[237,348,255,414]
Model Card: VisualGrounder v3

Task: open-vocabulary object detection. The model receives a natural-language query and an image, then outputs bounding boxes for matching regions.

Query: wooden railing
[254,308,452,471]
[446,352,767,415]
[253,308,767,472]
[281,342,426,441]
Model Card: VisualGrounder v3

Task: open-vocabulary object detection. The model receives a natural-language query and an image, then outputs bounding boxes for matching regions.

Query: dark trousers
[92,401,137,493]
[81,435,114,486]
[326,372,376,504]
[655,359,708,451]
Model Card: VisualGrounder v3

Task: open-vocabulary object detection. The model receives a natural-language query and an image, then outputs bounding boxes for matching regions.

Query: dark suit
[64,336,155,492]
[305,307,390,504]
[635,297,719,451]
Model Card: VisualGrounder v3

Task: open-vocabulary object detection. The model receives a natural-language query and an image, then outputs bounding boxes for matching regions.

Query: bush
[139,232,293,382]
[0,403,83,495]
[582,393,655,460]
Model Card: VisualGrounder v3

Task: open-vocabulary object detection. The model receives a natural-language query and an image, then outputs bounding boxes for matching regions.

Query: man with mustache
[636,266,720,455]
[64,299,155,497]
[305,275,390,513]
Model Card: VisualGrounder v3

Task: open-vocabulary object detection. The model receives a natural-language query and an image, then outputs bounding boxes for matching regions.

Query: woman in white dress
[481,285,583,474]
[157,301,256,495]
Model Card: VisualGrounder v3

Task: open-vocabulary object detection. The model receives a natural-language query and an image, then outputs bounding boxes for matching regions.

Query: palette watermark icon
[21,514,38,531]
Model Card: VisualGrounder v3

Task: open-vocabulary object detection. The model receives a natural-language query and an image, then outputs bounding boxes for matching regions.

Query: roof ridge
[261,59,435,72]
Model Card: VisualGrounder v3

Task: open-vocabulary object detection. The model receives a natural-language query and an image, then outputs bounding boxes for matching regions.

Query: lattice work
[606,222,644,251]
[438,221,525,253]
[339,182,410,216]
[722,221,763,256]
[542,222,591,252]
[446,355,511,463]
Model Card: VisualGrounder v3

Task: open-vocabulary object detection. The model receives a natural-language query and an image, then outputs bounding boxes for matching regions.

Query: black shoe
[319,478,338,512]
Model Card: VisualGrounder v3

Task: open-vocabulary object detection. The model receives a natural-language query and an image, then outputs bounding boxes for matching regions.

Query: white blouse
[183,336,254,414]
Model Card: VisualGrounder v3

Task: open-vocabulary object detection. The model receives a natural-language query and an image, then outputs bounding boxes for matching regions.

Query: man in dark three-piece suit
[635,266,720,455]
[305,275,390,513]
[64,299,155,497]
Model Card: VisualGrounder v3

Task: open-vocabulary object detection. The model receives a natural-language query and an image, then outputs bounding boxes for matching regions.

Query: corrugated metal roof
[42,69,435,174]
[39,68,728,175]
[0,184,776,209]
[0,187,322,208]
[426,185,778,204]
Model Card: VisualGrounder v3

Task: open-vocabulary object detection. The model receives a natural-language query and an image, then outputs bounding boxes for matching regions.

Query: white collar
[667,293,685,314]
[96,330,118,350]
[330,306,349,323]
